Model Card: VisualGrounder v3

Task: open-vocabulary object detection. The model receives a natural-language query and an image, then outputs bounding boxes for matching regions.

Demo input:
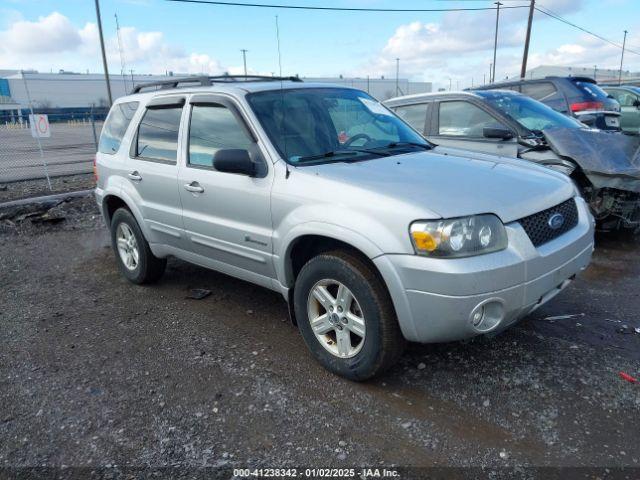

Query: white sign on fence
[29,114,51,138]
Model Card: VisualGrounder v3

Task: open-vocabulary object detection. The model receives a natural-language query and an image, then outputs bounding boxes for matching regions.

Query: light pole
[241,49,248,76]
[593,65,597,81]
[619,30,628,86]
[492,2,502,83]
[94,0,112,105]
[520,0,535,79]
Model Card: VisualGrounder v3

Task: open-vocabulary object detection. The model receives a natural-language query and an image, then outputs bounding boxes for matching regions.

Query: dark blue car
[474,76,621,131]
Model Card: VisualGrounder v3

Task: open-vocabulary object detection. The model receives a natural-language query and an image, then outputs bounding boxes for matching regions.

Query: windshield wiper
[379,141,432,150]
[294,149,389,163]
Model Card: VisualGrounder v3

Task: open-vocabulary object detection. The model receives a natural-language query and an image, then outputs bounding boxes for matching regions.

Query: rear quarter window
[520,82,557,101]
[98,102,139,154]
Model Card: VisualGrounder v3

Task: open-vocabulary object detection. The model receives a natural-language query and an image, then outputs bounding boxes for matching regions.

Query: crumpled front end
[542,127,640,191]
[542,128,640,229]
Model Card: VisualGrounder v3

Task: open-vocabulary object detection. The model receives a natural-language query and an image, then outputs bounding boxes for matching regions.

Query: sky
[0,0,639,90]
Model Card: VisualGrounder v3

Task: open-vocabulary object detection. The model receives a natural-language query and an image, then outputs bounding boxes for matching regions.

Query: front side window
[98,101,139,154]
[247,88,429,164]
[188,104,253,167]
[136,106,183,163]
[438,101,499,137]
[394,104,429,133]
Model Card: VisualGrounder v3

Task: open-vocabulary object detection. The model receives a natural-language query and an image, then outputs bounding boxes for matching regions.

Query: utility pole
[241,49,248,76]
[520,0,535,79]
[395,58,400,96]
[489,63,492,83]
[492,2,502,83]
[94,0,112,105]
[619,30,628,86]
[593,65,597,81]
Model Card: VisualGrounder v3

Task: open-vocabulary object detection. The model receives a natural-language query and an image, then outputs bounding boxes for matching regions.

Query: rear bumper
[374,197,595,343]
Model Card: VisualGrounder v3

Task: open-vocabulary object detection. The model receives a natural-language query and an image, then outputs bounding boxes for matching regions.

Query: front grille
[518,198,578,247]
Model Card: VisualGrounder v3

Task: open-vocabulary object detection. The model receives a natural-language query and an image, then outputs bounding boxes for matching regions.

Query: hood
[296,148,574,223]
[543,127,640,192]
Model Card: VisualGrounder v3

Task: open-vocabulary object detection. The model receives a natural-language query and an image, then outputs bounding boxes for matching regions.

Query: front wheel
[294,250,405,381]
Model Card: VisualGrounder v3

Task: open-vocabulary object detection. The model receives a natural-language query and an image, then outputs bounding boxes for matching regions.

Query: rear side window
[613,91,639,107]
[520,82,557,101]
[188,104,253,167]
[394,104,429,133]
[136,106,183,163]
[98,102,139,154]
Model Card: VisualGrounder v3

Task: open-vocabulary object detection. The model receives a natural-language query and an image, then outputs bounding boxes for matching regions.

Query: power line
[535,5,640,56]
[166,0,530,12]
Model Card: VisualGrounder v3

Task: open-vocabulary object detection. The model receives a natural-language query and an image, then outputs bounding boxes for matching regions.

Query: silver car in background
[95,77,594,380]
[386,90,640,231]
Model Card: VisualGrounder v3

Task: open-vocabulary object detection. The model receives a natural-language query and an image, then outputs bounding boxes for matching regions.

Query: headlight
[410,214,507,258]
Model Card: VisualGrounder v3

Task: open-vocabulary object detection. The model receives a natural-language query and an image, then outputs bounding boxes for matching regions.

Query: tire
[110,208,166,284]
[294,250,405,381]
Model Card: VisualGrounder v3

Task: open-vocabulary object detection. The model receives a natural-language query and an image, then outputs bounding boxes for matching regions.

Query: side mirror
[633,99,640,109]
[213,149,256,176]
[483,125,514,140]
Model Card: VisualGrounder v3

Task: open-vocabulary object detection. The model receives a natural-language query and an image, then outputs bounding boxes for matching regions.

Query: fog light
[469,299,505,333]
[472,308,484,327]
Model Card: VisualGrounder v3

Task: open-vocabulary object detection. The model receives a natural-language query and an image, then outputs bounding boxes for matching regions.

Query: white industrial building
[526,65,640,84]
[0,70,432,117]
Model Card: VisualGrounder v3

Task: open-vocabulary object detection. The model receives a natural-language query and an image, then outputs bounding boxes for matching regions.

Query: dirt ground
[0,196,639,477]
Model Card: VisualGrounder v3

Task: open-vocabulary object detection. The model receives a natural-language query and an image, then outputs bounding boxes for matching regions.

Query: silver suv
[95,76,595,380]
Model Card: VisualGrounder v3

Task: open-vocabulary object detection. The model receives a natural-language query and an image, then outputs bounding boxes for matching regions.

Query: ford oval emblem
[548,213,565,230]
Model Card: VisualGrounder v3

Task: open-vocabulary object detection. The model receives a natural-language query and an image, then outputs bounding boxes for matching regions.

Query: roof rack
[130,75,302,94]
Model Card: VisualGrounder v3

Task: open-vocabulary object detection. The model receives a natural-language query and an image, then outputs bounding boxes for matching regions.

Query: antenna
[275,15,290,178]
[115,13,129,93]
[275,15,283,77]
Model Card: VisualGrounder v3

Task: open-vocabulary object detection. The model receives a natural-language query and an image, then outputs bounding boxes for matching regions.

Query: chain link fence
[0,108,107,186]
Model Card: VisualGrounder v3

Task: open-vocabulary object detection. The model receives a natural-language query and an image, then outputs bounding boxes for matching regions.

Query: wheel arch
[101,193,151,241]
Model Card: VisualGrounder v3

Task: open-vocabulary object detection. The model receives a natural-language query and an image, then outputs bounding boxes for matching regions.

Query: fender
[276,221,387,289]
[102,187,152,243]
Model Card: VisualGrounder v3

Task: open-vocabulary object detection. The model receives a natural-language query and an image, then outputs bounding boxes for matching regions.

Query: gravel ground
[0,174,95,203]
[0,197,639,477]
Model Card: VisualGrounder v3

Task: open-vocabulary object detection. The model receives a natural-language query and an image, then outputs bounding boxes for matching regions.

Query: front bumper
[374,197,595,343]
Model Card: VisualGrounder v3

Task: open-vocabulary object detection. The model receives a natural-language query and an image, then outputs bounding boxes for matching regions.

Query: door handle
[128,171,142,182]
[184,182,204,194]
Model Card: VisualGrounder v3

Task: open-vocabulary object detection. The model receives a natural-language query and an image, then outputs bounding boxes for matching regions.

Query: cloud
[0,12,81,54]
[351,0,640,90]
[0,11,226,75]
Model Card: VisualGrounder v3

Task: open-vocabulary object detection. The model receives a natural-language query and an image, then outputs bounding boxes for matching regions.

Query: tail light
[570,101,604,113]
[93,156,98,182]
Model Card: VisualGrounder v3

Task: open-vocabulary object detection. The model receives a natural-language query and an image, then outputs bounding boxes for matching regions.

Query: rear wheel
[110,208,166,284]
[294,250,405,381]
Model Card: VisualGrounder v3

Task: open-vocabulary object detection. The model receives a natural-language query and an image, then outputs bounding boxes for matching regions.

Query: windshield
[247,88,430,164]
[479,92,584,132]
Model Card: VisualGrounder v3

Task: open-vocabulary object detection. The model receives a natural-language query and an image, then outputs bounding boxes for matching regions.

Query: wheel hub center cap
[330,313,341,325]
